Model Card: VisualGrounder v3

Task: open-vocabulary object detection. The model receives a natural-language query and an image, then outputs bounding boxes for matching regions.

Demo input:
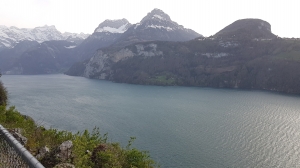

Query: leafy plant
[0,80,7,106]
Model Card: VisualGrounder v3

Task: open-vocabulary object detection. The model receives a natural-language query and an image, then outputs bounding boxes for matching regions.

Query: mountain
[66,8,202,75]
[0,25,90,74]
[112,8,202,47]
[66,18,300,94]
[0,20,130,75]
[214,19,276,39]
[0,25,89,50]
[94,19,131,34]
[73,19,131,61]
[0,40,39,71]
[4,40,77,74]
[62,32,90,45]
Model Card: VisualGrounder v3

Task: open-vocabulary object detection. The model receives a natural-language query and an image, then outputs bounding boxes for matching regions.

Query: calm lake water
[2,74,300,168]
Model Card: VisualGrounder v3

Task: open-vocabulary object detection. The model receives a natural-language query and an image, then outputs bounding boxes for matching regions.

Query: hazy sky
[0,0,299,37]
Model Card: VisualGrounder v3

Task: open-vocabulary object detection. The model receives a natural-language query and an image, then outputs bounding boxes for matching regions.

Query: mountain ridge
[111,8,202,47]
[65,18,300,94]
[0,25,89,50]
[94,19,131,34]
[3,9,300,95]
[72,19,132,61]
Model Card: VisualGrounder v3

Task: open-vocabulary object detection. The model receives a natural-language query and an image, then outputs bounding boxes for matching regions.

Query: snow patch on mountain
[95,23,129,33]
[65,45,77,49]
[141,8,172,23]
[146,25,173,31]
[139,9,201,36]
[153,14,165,20]
[0,25,89,48]
[202,52,229,58]
[62,32,89,39]
[134,23,141,29]
[94,19,131,34]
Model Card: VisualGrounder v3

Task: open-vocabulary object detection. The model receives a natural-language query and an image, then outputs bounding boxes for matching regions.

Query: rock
[12,128,22,134]
[36,146,50,160]
[56,140,73,162]
[53,163,75,168]
[10,128,27,145]
[40,140,73,167]
[85,150,92,155]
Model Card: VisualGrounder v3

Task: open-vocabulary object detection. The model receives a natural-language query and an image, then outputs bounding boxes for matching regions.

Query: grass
[273,51,300,62]
[149,75,176,85]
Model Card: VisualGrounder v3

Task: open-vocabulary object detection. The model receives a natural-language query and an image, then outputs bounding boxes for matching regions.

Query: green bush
[0,106,157,167]
[0,80,7,106]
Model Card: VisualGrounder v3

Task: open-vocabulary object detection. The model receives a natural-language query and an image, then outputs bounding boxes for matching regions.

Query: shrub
[0,80,7,106]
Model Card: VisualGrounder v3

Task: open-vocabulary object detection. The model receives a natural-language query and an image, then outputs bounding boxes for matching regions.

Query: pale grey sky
[0,0,299,37]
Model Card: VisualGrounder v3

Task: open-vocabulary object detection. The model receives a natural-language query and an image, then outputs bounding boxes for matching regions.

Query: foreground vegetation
[0,76,157,168]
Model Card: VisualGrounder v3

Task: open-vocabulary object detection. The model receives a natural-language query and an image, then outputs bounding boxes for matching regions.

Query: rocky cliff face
[82,43,162,79]
[111,38,300,94]
[67,18,300,94]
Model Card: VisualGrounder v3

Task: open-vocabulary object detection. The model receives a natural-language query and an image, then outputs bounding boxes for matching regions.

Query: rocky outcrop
[57,140,73,162]
[41,140,73,168]
[36,146,50,160]
[82,43,163,79]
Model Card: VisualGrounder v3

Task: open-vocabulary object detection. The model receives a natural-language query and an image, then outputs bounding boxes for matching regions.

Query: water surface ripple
[2,74,300,168]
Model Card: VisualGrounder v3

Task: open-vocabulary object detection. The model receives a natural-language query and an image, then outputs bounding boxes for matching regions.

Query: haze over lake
[2,74,300,168]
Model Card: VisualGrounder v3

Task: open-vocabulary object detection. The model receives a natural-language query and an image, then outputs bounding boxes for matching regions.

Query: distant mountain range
[0,25,90,73]
[0,25,89,50]
[0,8,201,74]
[1,9,300,94]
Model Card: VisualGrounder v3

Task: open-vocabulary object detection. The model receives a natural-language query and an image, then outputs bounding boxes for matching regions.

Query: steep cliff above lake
[66,19,300,94]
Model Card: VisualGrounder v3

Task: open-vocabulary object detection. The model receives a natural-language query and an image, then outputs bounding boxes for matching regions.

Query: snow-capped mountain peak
[62,32,89,40]
[131,8,186,33]
[140,8,172,23]
[0,25,89,49]
[94,19,131,34]
[36,25,56,30]
[113,8,202,47]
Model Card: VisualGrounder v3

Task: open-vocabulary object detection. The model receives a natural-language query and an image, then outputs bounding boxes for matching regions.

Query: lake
[2,74,300,167]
